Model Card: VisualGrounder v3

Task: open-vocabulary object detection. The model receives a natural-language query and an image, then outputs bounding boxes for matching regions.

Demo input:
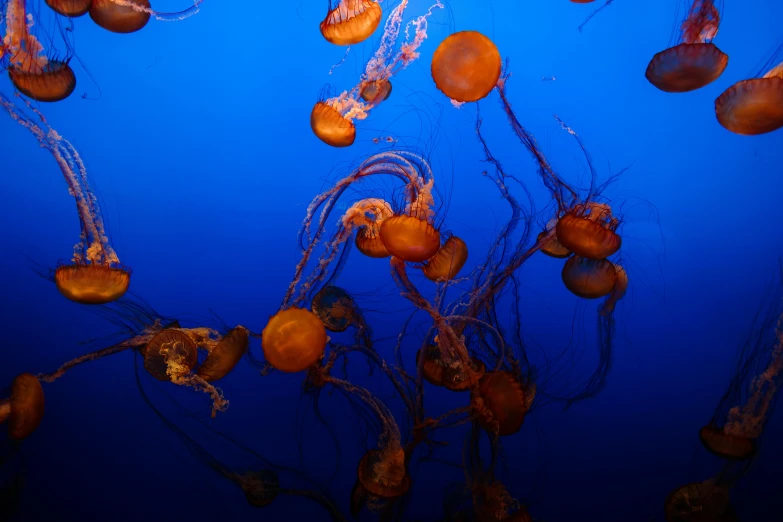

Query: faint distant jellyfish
[715,58,783,135]
[471,371,535,436]
[556,202,621,260]
[262,308,327,372]
[144,329,199,381]
[645,0,727,93]
[45,0,92,17]
[431,31,502,103]
[3,0,77,102]
[312,286,359,332]
[90,0,152,33]
[417,343,486,391]
[421,235,468,281]
[197,326,250,382]
[238,470,280,507]
[0,374,45,440]
[357,446,411,499]
[320,0,382,45]
[664,480,737,522]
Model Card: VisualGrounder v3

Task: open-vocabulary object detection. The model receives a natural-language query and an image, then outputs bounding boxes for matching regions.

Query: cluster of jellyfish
[1,1,782,521]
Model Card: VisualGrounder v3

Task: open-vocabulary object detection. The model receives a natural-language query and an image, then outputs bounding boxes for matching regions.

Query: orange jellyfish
[320,0,382,45]
[379,214,440,263]
[45,0,92,17]
[537,229,571,258]
[0,93,131,304]
[421,235,468,281]
[90,0,152,33]
[431,30,502,103]
[0,374,45,440]
[715,55,783,135]
[356,447,410,499]
[646,0,727,93]
[262,307,327,372]
[417,343,486,391]
[561,257,619,299]
[556,202,621,260]
[664,479,737,522]
[197,326,250,382]
[350,199,393,258]
[471,371,535,436]
[311,0,443,146]
[3,0,76,102]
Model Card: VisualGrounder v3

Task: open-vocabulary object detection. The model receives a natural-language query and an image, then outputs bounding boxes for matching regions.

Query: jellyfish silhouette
[646,0,727,92]
[0,374,45,440]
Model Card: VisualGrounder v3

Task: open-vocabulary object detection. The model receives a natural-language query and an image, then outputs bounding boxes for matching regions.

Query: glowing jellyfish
[556,202,621,260]
[262,308,327,372]
[320,0,382,45]
[352,199,393,258]
[646,0,727,93]
[471,371,535,436]
[417,343,486,391]
[562,257,620,299]
[664,480,737,522]
[3,0,76,102]
[715,58,783,135]
[0,94,131,304]
[357,447,411,499]
[421,235,468,281]
[431,31,502,103]
[311,0,443,146]
[45,0,92,17]
[379,214,440,262]
[144,329,199,381]
[0,374,45,440]
[90,0,152,33]
[197,326,250,382]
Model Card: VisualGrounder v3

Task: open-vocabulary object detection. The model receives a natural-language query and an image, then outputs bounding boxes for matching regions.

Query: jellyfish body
[379,215,440,262]
[144,329,199,381]
[664,481,737,522]
[0,374,45,440]
[421,236,468,281]
[54,264,131,305]
[357,448,411,499]
[312,286,359,332]
[556,203,621,260]
[431,31,501,103]
[45,0,91,17]
[537,229,572,258]
[311,101,356,147]
[561,257,619,299]
[320,0,382,45]
[472,371,531,436]
[715,64,783,135]
[90,0,152,33]
[417,345,485,391]
[197,326,249,382]
[239,470,280,507]
[356,227,391,258]
[646,1,727,92]
[360,79,393,104]
[262,308,327,372]
[698,425,756,461]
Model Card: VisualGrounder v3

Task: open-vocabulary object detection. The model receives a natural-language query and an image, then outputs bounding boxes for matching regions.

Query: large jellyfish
[430,31,502,103]
[0,93,131,304]
[89,0,204,33]
[2,0,76,102]
[311,0,443,147]
[320,0,382,45]
[715,46,783,135]
[646,0,727,93]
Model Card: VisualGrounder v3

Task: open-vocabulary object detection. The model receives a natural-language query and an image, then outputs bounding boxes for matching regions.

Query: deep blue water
[1,1,782,521]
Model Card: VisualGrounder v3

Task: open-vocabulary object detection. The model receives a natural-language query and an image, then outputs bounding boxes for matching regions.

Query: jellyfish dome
[311,101,356,147]
[379,215,440,262]
[715,65,783,135]
[431,31,501,103]
[144,329,199,381]
[197,326,250,382]
[421,236,468,281]
[698,425,757,461]
[45,0,92,17]
[90,0,152,33]
[55,265,131,305]
[262,308,327,372]
[556,203,621,260]
[472,371,531,436]
[0,374,45,440]
[320,0,382,46]
[664,481,737,522]
[357,448,411,499]
[312,286,358,332]
[537,229,571,259]
[561,257,619,299]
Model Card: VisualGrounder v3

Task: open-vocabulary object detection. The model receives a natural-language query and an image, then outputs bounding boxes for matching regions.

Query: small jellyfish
[90,0,152,33]
[45,0,92,17]
[238,470,280,507]
[320,0,382,45]
[351,199,394,258]
[311,101,357,147]
[0,374,45,440]
[471,371,534,436]
[555,202,621,260]
[197,326,250,382]
[664,480,737,522]
[379,214,441,262]
[312,286,359,332]
[359,78,393,104]
[3,0,76,102]
[144,329,199,381]
[431,31,502,103]
[417,344,486,391]
[262,308,327,372]
[356,447,411,499]
[537,229,571,258]
[421,235,468,281]
[646,0,727,92]
[561,257,619,299]
[715,57,783,135]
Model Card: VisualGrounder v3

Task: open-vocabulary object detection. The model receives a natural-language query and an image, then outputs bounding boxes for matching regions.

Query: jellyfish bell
[699,425,757,461]
[0,374,45,440]
[90,0,152,33]
[355,226,391,258]
[431,31,502,103]
[416,344,485,391]
[561,256,619,299]
[54,264,131,305]
[262,307,327,373]
[320,0,382,46]
[311,101,356,147]
[379,214,441,262]
[45,0,92,17]
[197,326,250,382]
[471,371,532,436]
[555,203,621,260]
[421,235,468,282]
[360,79,393,104]
[715,64,783,135]
[357,447,411,499]
[537,229,571,258]
[664,481,737,522]
[312,285,359,333]
[8,61,77,102]
[239,470,280,507]
[144,329,198,381]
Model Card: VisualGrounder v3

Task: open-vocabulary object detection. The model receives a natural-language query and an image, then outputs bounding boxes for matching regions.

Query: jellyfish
[311,285,361,333]
[471,371,535,437]
[421,235,468,282]
[0,93,131,305]
[45,0,92,17]
[262,307,327,373]
[197,326,250,382]
[311,0,443,146]
[431,31,502,103]
[320,0,382,45]
[700,292,783,461]
[537,219,571,258]
[715,50,783,135]
[90,0,152,33]
[0,374,45,440]
[645,0,727,93]
[417,340,486,392]
[555,202,621,260]
[3,0,76,102]
[664,478,738,522]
